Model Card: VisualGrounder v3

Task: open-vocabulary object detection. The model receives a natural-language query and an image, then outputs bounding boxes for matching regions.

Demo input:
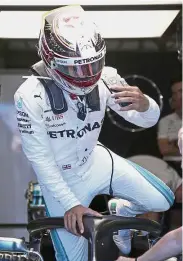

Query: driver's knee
[148,191,172,212]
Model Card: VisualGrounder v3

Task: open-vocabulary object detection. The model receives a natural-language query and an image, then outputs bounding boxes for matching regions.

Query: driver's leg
[39,177,93,261]
[96,146,174,255]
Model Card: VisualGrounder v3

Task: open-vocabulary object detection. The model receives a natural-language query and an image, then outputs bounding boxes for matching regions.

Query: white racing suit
[14,64,174,261]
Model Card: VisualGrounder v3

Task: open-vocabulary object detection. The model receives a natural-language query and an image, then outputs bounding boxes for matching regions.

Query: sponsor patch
[19,129,34,134]
[17,110,29,118]
[45,122,66,128]
[18,123,31,129]
[47,121,101,139]
[45,114,63,122]
[62,164,71,170]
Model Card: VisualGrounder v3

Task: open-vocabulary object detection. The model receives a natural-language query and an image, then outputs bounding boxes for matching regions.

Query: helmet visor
[53,56,105,78]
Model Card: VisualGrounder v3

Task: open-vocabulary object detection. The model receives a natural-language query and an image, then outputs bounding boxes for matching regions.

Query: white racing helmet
[38,5,106,95]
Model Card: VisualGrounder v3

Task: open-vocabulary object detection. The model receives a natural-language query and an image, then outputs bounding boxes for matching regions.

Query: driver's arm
[104,70,160,128]
[14,90,81,213]
[107,93,160,128]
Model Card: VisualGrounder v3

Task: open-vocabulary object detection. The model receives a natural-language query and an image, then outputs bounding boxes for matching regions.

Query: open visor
[53,56,105,78]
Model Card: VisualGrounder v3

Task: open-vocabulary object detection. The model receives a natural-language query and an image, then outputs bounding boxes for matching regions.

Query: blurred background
[0,0,182,243]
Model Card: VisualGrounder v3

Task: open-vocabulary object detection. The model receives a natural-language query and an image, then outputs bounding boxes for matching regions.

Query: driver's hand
[64,205,102,236]
[111,85,149,112]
